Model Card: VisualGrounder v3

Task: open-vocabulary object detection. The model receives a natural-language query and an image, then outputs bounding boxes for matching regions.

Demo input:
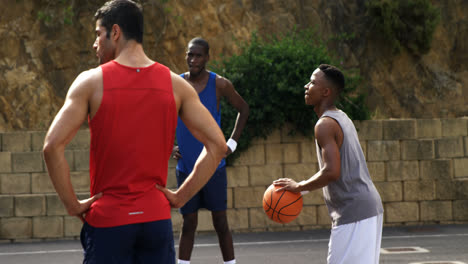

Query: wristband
[227,138,237,152]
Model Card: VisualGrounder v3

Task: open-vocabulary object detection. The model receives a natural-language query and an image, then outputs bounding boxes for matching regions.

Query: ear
[322,86,332,97]
[111,24,121,41]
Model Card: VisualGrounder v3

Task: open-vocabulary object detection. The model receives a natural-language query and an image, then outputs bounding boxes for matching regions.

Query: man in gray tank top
[274,64,383,264]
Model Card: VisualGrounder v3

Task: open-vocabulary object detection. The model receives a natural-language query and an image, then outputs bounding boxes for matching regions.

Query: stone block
[416,119,442,139]
[64,216,82,237]
[249,208,284,229]
[454,158,468,178]
[227,166,249,187]
[0,196,13,217]
[31,173,55,193]
[354,120,383,140]
[0,217,32,239]
[15,194,46,217]
[296,205,317,226]
[30,131,46,151]
[233,186,265,208]
[367,141,400,161]
[74,149,89,171]
[66,130,90,150]
[168,158,177,169]
[317,205,330,225]
[454,180,468,200]
[71,171,90,192]
[227,188,233,208]
[420,201,452,221]
[435,180,456,200]
[12,152,43,172]
[281,124,309,143]
[367,162,385,182]
[283,143,300,163]
[435,137,464,158]
[251,130,281,145]
[227,208,249,230]
[453,200,468,220]
[0,173,30,194]
[386,161,419,181]
[403,180,435,201]
[385,202,419,223]
[401,140,434,160]
[301,140,317,163]
[33,216,63,238]
[166,169,177,189]
[2,132,31,152]
[170,209,183,233]
[46,194,67,216]
[284,163,318,181]
[196,209,213,231]
[265,144,282,164]
[383,119,416,140]
[360,140,367,160]
[441,118,467,137]
[0,152,11,173]
[249,165,282,186]
[232,144,265,166]
[302,189,325,205]
[465,137,468,156]
[375,181,402,202]
[420,160,452,180]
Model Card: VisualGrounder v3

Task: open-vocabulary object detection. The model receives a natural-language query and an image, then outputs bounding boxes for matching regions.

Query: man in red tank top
[43,1,226,263]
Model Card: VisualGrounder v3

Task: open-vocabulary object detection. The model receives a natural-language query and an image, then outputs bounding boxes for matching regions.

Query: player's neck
[314,102,338,118]
[187,69,209,83]
[114,41,154,68]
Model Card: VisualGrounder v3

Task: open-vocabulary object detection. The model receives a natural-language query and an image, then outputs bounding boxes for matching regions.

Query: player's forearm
[301,168,338,192]
[177,144,225,205]
[229,104,249,141]
[43,144,80,215]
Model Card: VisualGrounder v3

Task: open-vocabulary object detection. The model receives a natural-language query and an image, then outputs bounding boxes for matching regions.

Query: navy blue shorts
[80,219,175,264]
[176,166,227,215]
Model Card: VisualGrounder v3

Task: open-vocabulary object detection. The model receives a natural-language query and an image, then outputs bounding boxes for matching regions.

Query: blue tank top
[176,72,225,173]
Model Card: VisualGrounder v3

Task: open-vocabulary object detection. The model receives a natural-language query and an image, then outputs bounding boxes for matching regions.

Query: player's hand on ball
[273,178,300,193]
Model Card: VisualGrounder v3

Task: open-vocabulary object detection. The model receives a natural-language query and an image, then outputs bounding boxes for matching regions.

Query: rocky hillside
[0,0,466,131]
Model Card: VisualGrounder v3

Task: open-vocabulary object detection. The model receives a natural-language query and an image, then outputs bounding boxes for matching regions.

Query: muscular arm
[217,76,249,153]
[43,69,102,219]
[274,117,341,192]
[158,72,227,208]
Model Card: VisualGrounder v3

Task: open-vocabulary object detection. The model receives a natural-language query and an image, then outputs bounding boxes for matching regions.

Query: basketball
[263,184,303,223]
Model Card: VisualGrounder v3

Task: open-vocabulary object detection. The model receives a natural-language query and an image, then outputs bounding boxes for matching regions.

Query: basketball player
[172,38,249,264]
[43,1,226,263]
[273,64,384,264]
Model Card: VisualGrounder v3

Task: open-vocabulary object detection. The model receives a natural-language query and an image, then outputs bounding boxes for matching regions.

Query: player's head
[186,37,210,76]
[304,64,344,106]
[93,0,143,64]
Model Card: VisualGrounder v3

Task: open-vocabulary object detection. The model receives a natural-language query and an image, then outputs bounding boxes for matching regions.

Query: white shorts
[327,213,383,264]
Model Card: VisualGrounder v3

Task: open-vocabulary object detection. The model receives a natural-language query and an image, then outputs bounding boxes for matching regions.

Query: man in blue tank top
[172,37,249,264]
[273,64,384,264]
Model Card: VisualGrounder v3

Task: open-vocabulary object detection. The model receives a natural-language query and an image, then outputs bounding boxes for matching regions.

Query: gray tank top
[316,110,383,226]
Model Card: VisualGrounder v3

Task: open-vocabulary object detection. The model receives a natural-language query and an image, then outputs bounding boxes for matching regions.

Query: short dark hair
[95,0,144,43]
[318,64,345,94]
[188,37,210,55]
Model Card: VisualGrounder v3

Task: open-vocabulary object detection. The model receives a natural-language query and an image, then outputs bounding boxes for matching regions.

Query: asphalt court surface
[0,224,467,263]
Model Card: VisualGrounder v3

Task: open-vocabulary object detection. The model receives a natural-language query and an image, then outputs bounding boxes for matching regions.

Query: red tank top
[86,60,176,227]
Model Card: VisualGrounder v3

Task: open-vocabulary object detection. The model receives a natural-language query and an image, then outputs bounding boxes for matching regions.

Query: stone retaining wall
[0,118,467,241]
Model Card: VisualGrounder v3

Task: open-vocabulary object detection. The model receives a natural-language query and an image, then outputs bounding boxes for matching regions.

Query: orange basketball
[263,184,303,223]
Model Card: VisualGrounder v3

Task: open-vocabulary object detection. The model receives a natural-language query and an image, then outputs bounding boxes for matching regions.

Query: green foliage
[366,0,440,55]
[211,29,370,162]
[37,0,75,26]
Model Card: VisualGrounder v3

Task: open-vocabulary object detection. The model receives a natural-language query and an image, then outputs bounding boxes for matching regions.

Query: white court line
[1,232,467,256]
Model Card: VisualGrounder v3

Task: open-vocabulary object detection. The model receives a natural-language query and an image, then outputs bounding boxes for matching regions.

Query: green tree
[212,29,370,162]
